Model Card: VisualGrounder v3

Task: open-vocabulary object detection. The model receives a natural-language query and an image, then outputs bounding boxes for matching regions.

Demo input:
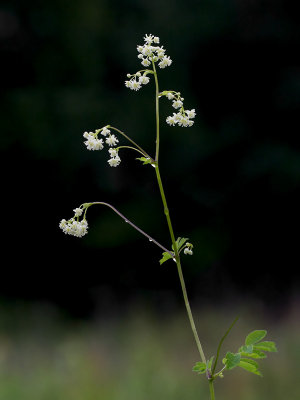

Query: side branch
[85,202,174,257]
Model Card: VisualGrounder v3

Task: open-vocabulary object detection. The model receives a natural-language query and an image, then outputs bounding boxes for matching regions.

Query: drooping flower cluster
[83,126,121,167]
[163,91,196,127]
[125,34,172,91]
[59,207,88,237]
[107,147,121,167]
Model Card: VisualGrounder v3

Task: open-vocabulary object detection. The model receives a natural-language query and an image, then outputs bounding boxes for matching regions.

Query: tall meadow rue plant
[59,34,277,399]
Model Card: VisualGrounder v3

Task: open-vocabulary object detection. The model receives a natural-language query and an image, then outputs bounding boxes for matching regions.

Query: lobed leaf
[159,252,173,265]
[136,157,152,165]
[224,352,241,370]
[172,237,189,252]
[245,330,267,346]
[192,362,207,374]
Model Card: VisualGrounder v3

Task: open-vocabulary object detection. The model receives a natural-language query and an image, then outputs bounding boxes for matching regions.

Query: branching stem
[83,201,173,257]
[109,126,152,160]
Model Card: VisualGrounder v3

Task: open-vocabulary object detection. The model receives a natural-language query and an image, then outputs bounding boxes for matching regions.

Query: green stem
[155,166,206,365]
[109,126,152,159]
[152,62,160,162]
[117,145,147,157]
[152,64,206,366]
[209,380,215,400]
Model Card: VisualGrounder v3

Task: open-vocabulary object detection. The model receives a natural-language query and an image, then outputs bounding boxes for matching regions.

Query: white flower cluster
[125,34,172,91]
[125,71,151,91]
[83,126,121,167]
[59,208,88,238]
[137,34,172,69]
[107,147,121,167]
[164,91,196,127]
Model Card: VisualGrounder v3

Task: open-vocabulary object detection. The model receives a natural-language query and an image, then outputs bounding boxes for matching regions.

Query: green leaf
[192,362,207,374]
[172,237,189,252]
[177,237,189,251]
[245,330,267,346]
[224,352,241,370]
[159,252,173,265]
[136,157,152,165]
[254,341,277,353]
[238,358,262,376]
[240,349,266,359]
[239,345,254,354]
[207,356,215,370]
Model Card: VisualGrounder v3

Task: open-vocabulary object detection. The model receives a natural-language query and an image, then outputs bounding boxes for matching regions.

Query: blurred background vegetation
[0,0,299,399]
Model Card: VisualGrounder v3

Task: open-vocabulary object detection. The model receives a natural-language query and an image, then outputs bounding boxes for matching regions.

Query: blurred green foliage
[0,300,299,400]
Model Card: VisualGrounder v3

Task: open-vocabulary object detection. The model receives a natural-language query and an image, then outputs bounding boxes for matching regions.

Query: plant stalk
[209,380,216,400]
[152,66,207,367]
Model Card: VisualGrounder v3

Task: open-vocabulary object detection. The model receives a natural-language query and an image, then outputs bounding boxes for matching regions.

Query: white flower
[186,109,196,119]
[59,218,88,238]
[153,36,160,43]
[142,45,153,57]
[172,99,183,109]
[141,58,151,67]
[106,134,119,147]
[83,131,93,139]
[166,114,177,126]
[108,156,121,167]
[101,127,111,136]
[109,148,118,157]
[178,115,189,127]
[125,79,142,91]
[59,219,67,229]
[184,247,193,255]
[166,92,174,100]
[73,208,83,217]
[144,33,154,44]
[158,55,172,69]
[139,75,150,85]
[84,135,104,150]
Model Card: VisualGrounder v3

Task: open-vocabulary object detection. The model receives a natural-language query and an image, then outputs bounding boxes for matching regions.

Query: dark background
[1,0,299,319]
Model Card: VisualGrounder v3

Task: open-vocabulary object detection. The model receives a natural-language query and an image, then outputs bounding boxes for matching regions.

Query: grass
[0,298,299,400]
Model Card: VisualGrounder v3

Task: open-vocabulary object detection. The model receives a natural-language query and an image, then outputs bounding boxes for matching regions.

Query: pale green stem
[154,166,207,365]
[109,126,153,160]
[117,145,146,157]
[152,64,207,366]
[152,61,160,162]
